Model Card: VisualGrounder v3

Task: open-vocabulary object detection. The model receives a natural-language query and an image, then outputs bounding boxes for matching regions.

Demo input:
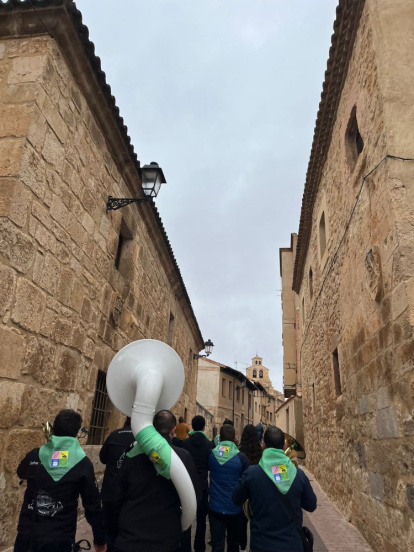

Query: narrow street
[76,468,372,552]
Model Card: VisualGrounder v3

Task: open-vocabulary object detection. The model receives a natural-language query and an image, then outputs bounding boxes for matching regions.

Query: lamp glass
[141,162,165,198]
[204,339,214,356]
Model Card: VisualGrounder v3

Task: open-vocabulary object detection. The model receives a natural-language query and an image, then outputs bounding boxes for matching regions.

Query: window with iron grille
[88,370,112,445]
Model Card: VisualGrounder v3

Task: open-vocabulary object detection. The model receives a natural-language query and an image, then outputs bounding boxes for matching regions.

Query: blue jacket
[232,464,317,552]
[208,449,249,515]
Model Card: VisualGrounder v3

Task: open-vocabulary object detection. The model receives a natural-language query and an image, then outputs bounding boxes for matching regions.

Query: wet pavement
[76,467,372,551]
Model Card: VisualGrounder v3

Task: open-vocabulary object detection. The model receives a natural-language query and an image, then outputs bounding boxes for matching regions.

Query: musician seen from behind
[179,415,214,552]
[175,415,191,440]
[99,417,134,552]
[208,423,249,552]
[115,409,200,552]
[14,409,106,552]
[232,426,317,552]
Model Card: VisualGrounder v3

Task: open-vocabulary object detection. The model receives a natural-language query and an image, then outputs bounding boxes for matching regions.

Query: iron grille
[88,370,112,445]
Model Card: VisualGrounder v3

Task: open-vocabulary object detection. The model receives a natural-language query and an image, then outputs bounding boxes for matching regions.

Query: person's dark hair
[154,410,177,436]
[220,424,235,442]
[53,409,82,438]
[223,418,234,426]
[239,424,263,465]
[192,415,205,431]
[178,416,184,423]
[263,426,285,450]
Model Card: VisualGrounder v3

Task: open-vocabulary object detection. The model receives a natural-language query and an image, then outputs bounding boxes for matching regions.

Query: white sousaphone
[106,339,197,530]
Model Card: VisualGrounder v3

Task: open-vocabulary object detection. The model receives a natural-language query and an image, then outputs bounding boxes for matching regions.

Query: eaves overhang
[292,0,365,293]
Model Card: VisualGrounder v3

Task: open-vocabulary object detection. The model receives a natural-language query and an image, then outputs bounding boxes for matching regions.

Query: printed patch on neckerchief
[50,451,68,468]
[272,464,289,483]
[150,449,166,469]
[218,445,229,457]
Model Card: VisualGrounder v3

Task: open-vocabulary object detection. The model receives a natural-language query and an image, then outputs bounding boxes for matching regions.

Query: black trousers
[14,532,73,552]
[181,489,209,552]
[103,501,120,552]
[208,509,243,552]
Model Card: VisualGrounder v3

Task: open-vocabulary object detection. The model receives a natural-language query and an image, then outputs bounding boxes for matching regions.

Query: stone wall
[0,32,202,549]
[297,2,414,550]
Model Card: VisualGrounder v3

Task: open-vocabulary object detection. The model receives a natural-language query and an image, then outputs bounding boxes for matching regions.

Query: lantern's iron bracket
[106,196,151,213]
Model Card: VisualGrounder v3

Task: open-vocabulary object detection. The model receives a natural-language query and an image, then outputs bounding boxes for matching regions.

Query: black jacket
[116,436,200,552]
[179,432,214,490]
[16,448,105,549]
[99,426,134,503]
[232,465,317,552]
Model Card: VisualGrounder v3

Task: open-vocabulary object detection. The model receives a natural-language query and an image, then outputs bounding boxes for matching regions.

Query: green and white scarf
[127,425,172,479]
[259,448,297,494]
[212,440,239,465]
[39,436,85,482]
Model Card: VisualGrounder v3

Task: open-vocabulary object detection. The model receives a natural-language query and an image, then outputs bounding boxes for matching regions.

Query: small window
[259,370,263,379]
[88,370,112,445]
[309,268,313,299]
[114,219,133,272]
[270,412,272,422]
[167,312,175,345]
[258,360,261,365]
[319,212,326,259]
[248,395,252,410]
[333,348,342,396]
[222,378,226,397]
[255,402,257,413]
[242,389,245,405]
[346,106,364,169]
[253,369,257,378]
[236,386,240,402]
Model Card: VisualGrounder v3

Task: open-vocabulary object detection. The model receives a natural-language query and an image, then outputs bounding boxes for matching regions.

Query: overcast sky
[75,0,338,391]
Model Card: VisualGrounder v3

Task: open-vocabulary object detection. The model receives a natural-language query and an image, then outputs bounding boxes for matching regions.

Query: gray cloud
[76,0,338,390]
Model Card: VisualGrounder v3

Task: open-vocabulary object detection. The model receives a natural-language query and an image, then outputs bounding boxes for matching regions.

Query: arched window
[253,369,257,378]
[259,370,263,379]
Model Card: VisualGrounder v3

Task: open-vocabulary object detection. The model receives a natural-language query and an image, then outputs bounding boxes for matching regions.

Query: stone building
[0,1,204,548]
[196,357,256,441]
[290,0,414,550]
[279,234,305,447]
[245,356,285,428]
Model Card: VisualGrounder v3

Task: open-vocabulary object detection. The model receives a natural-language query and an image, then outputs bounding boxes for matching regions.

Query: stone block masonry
[0,17,203,551]
[294,2,414,551]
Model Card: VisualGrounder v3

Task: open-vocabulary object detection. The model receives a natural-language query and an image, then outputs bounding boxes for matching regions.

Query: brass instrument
[283,432,306,467]
[243,432,306,519]
[42,421,52,441]
[42,421,88,442]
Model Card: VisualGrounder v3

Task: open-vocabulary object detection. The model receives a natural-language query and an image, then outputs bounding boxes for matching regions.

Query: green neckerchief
[212,440,239,465]
[39,436,85,482]
[214,434,220,446]
[259,448,297,494]
[127,426,172,479]
[188,430,210,440]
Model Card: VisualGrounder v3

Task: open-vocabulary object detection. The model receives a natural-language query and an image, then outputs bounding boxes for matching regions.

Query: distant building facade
[196,358,255,441]
[290,1,414,550]
[245,356,284,428]
[0,2,204,548]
